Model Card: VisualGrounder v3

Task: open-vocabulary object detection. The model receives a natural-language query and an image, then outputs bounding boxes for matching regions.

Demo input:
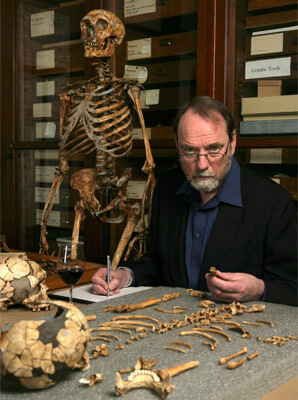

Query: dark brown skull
[80,9,125,58]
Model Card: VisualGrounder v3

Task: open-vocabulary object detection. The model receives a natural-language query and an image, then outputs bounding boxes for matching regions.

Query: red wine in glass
[57,244,85,304]
[58,265,85,285]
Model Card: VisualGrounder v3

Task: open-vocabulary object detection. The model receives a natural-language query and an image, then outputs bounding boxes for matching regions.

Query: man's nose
[195,155,209,169]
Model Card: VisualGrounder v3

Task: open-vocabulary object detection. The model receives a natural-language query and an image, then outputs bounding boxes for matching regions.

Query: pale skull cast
[0,255,51,312]
[81,9,125,58]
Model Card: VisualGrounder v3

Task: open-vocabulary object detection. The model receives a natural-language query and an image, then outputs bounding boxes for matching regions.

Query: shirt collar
[176,156,242,208]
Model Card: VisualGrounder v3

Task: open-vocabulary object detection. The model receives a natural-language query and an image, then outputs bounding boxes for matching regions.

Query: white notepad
[50,284,151,303]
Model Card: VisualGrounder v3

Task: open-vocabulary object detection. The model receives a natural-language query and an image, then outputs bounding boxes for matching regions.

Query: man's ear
[174,134,178,149]
[231,129,237,154]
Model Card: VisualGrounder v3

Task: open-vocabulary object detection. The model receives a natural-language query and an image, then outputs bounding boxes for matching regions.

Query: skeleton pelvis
[70,168,101,212]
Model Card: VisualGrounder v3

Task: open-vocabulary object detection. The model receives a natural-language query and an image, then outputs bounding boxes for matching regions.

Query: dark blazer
[129,164,297,306]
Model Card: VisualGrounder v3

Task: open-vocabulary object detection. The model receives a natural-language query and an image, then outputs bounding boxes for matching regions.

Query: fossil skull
[80,9,125,58]
[0,300,91,390]
[0,255,50,311]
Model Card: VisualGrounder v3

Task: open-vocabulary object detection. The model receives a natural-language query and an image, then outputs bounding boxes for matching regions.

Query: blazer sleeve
[262,188,297,306]
[126,178,162,286]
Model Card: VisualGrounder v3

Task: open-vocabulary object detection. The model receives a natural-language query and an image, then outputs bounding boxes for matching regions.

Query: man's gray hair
[173,96,235,141]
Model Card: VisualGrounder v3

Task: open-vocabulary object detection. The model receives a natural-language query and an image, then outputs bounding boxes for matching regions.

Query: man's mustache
[193,172,216,178]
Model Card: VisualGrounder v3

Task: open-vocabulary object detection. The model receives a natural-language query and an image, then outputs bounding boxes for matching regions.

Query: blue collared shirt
[176,157,242,289]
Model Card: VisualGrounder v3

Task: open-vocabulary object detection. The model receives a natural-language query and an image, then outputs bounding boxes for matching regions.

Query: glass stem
[69,285,73,305]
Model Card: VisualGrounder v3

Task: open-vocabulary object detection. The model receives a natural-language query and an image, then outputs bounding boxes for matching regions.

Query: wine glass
[57,243,85,304]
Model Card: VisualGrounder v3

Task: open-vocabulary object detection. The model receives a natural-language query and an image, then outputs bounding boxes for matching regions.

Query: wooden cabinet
[233,0,298,201]
[2,0,295,270]
[0,0,107,263]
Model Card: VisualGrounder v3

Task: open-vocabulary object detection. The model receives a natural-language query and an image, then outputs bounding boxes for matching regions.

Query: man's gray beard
[185,152,233,193]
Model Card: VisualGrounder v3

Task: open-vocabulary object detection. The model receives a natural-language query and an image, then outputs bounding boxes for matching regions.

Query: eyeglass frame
[179,141,230,163]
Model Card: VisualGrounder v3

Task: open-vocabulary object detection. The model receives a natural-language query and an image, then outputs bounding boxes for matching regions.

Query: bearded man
[92,96,297,306]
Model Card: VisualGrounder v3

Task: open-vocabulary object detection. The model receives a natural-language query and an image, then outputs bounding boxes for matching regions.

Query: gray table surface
[1,286,297,400]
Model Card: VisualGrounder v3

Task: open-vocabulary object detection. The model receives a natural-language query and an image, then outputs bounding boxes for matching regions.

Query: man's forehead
[178,110,227,139]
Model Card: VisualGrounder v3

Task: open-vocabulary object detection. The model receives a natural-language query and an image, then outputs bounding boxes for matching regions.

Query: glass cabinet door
[14,0,101,257]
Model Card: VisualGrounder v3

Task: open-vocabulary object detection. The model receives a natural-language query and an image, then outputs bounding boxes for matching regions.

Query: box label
[31,11,54,37]
[124,0,156,18]
[127,38,151,60]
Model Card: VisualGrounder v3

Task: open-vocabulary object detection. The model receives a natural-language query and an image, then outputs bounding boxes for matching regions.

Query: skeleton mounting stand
[39,9,155,269]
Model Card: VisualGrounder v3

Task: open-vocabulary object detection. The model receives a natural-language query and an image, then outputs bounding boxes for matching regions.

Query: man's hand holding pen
[91,264,131,296]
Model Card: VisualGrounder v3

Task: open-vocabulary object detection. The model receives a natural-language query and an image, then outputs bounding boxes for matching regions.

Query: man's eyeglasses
[179,142,230,163]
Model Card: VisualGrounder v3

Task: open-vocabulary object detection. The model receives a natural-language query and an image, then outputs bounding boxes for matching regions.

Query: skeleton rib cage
[61,77,136,188]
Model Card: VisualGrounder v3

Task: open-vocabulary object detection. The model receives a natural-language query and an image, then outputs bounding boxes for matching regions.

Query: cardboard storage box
[241,94,298,115]
[258,80,282,97]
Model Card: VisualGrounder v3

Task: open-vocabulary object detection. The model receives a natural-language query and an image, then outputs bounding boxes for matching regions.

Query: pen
[107,255,110,297]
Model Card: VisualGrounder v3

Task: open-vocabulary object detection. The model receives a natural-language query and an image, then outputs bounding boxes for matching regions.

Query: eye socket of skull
[96,18,109,31]
[87,25,95,37]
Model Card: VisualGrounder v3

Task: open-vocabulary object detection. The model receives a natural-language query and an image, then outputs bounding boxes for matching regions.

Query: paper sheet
[50,284,151,303]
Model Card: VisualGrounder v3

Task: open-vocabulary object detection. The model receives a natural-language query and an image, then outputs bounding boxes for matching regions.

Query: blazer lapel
[168,194,189,287]
[201,203,244,276]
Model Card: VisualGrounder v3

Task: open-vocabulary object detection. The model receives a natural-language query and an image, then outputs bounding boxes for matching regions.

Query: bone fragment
[199,300,217,308]
[263,336,289,347]
[164,346,187,354]
[247,350,260,360]
[115,344,125,350]
[242,321,262,326]
[79,373,103,386]
[86,314,96,321]
[101,320,156,332]
[257,336,262,341]
[194,327,232,341]
[118,367,132,374]
[228,325,252,338]
[170,341,192,349]
[104,292,181,313]
[89,344,109,359]
[112,315,160,324]
[91,326,131,334]
[227,358,245,369]
[246,304,266,312]
[210,325,223,331]
[154,306,189,314]
[180,330,218,350]
[155,361,199,380]
[256,319,274,327]
[186,289,207,298]
[91,333,120,341]
[219,347,248,365]
[209,266,217,276]
[91,336,111,342]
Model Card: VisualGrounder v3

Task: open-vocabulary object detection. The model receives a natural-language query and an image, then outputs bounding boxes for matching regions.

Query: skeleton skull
[80,9,125,58]
[0,255,50,312]
[0,300,91,390]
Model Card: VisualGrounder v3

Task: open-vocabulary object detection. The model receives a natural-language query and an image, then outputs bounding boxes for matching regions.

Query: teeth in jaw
[85,41,105,49]
[127,370,160,382]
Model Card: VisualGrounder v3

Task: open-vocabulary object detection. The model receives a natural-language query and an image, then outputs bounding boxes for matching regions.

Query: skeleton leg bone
[39,157,69,254]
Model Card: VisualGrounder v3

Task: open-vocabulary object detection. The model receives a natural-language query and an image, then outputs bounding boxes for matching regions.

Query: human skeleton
[39,9,155,268]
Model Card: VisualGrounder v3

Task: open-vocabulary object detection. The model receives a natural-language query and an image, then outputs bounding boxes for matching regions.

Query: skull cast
[39,9,155,270]
[81,9,125,58]
[0,255,51,312]
[0,300,91,390]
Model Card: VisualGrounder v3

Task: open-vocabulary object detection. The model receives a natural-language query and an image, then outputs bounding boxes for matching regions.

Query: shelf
[237,136,297,148]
